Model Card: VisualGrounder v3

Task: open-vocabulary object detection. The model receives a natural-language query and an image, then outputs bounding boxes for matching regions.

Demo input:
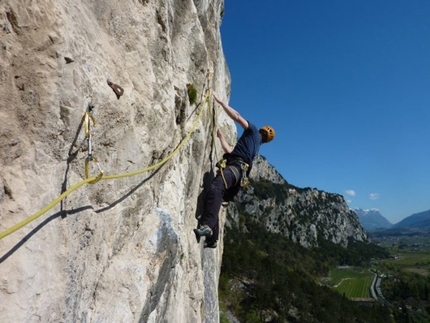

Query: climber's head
[259,126,275,143]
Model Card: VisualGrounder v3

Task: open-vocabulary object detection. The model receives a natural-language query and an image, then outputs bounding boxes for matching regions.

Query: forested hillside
[219,218,391,323]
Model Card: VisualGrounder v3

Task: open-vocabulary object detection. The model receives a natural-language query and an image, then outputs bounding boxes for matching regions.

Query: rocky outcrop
[0,1,228,322]
[227,156,369,248]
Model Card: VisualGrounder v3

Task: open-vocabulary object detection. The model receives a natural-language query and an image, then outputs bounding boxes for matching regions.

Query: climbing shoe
[204,241,217,249]
[193,225,213,238]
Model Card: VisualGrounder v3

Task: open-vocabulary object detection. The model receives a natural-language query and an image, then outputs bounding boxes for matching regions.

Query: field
[328,267,375,299]
[382,252,430,276]
[373,234,430,276]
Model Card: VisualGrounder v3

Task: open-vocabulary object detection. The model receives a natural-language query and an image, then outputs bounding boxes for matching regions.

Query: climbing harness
[216,159,230,188]
[216,158,250,189]
[83,103,104,184]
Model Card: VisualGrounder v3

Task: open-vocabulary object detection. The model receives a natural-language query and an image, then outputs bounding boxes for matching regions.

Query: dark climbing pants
[200,166,240,243]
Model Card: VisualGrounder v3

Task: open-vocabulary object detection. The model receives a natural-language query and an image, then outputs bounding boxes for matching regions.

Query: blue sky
[219,0,430,224]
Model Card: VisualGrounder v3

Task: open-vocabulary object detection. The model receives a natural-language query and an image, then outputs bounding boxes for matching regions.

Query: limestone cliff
[0,1,369,322]
[0,0,228,322]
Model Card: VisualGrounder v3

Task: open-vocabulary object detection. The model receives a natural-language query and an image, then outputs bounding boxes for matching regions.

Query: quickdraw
[83,103,104,184]
[239,162,250,187]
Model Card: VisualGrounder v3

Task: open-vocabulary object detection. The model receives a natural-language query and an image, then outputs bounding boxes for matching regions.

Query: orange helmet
[260,126,275,143]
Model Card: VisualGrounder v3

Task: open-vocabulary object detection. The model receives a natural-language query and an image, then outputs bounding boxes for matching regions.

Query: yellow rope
[0,89,211,241]
[0,178,93,240]
[102,96,207,180]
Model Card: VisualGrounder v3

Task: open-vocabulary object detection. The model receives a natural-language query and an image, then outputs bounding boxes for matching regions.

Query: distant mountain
[393,209,430,229]
[354,208,392,231]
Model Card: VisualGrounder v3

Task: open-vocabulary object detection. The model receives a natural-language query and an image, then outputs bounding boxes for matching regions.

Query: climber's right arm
[213,92,249,130]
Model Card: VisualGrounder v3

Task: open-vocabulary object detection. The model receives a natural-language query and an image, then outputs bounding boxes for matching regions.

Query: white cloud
[369,193,379,200]
[345,190,356,197]
[346,199,352,204]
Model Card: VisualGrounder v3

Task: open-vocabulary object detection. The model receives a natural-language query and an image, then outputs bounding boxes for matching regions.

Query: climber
[194,92,275,248]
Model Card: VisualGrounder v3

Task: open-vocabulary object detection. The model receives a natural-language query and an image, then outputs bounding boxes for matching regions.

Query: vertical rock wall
[0,0,230,322]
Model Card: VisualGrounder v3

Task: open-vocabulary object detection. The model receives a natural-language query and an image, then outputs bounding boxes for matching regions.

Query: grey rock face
[0,0,227,322]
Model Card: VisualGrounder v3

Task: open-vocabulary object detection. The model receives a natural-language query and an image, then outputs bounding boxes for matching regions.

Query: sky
[219,0,430,224]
